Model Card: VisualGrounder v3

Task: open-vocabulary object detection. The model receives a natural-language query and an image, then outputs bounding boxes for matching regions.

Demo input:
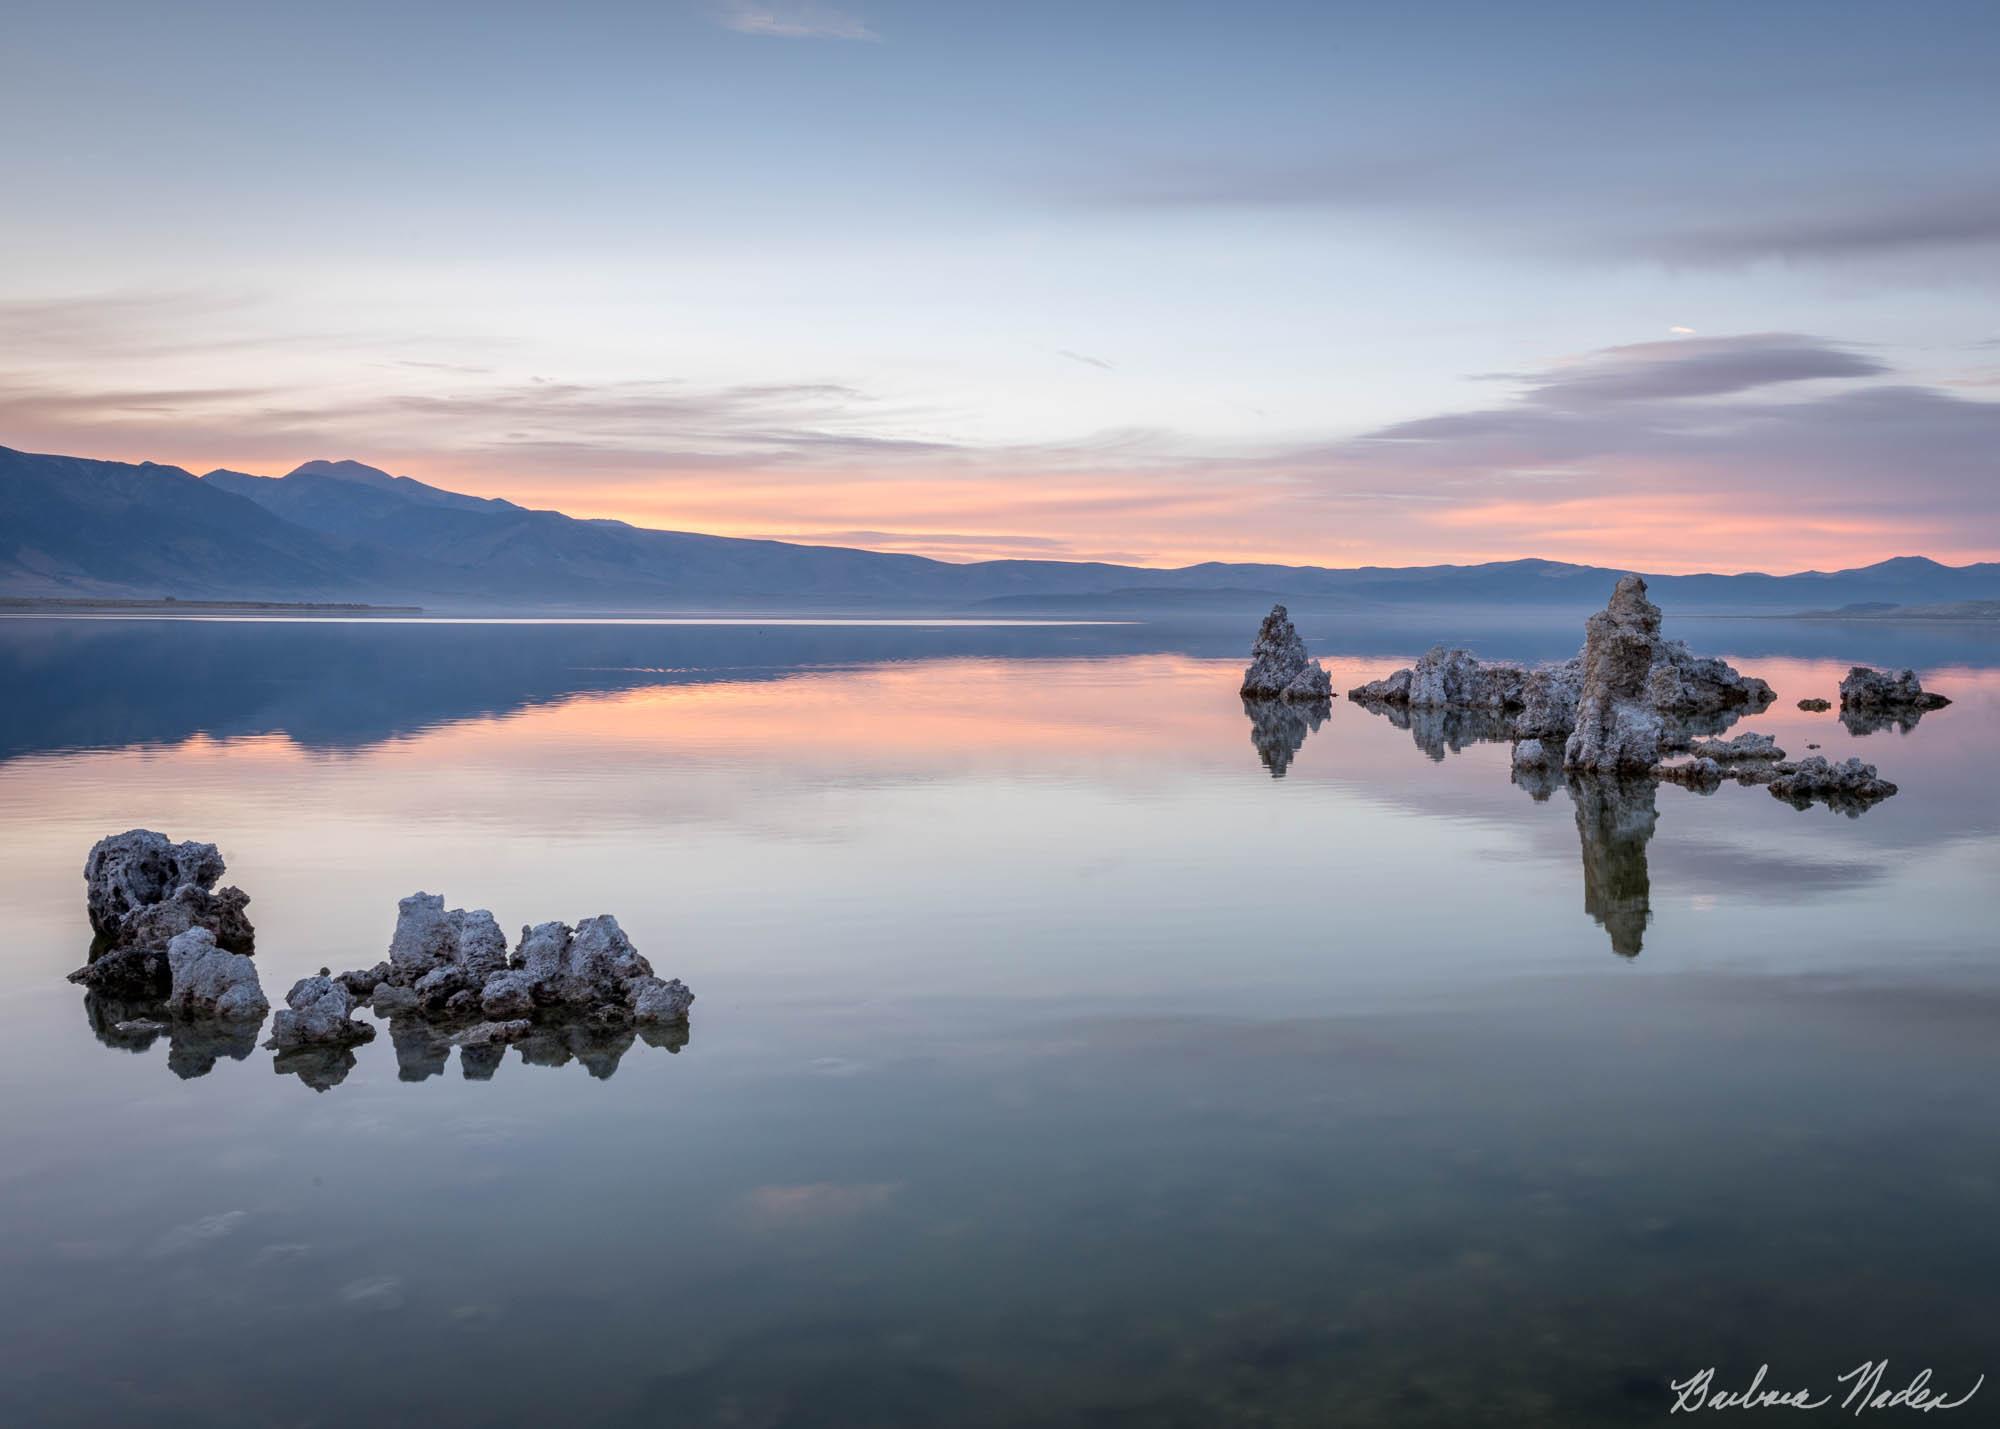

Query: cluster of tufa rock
[1839,666,1951,713]
[1836,666,1953,736]
[1347,576,1774,776]
[71,830,265,1016]
[1240,605,1332,702]
[1767,756,1899,813]
[318,892,694,1048]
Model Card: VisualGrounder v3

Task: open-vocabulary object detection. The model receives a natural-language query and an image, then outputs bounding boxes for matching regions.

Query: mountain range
[4,443,1997,615]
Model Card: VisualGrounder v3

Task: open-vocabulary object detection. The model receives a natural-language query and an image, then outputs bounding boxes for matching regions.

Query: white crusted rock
[163,927,268,1022]
[267,974,376,1048]
[479,969,538,1019]
[384,893,507,984]
[84,829,232,939]
[1241,605,1330,702]
[628,975,695,1026]
[1768,755,1899,810]
[1839,666,1950,712]
[1564,576,1668,774]
[1687,731,1785,762]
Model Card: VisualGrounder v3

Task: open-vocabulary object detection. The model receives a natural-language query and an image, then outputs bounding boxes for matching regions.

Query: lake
[2,612,1997,1426]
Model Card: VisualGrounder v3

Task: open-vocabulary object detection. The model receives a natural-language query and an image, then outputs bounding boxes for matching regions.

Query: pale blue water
[1,614,1997,1426]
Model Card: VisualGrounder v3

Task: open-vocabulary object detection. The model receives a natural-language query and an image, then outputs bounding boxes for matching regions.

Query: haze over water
[2,614,1998,1426]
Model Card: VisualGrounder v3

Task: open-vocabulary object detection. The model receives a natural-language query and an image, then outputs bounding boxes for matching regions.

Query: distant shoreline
[0,597,425,614]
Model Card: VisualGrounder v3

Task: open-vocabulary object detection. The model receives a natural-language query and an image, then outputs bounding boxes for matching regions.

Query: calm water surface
[2,614,1997,1426]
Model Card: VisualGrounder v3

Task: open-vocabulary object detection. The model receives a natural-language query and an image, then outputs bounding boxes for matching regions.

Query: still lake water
[2,613,1998,1427]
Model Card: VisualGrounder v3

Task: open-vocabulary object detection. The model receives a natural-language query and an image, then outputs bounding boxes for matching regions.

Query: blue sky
[2,0,1996,569]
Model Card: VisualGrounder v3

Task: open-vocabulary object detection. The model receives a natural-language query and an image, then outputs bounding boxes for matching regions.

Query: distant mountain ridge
[4,443,1996,614]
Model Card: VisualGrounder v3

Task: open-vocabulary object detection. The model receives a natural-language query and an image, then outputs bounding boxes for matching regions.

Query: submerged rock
[266,974,377,1048]
[1767,756,1899,813]
[1564,576,1667,774]
[1686,731,1786,763]
[1512,737,1553,772]
[1240,605,1332,702]
[68,943,172,998]
[162,928,268,1022]
[1839,666,1950,713]
[1652,756,1723,790]
[84,829,229,940]
[451,1019,535,1047]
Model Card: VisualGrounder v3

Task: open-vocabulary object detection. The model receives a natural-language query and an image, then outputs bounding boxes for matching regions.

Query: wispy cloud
[1484,333,1888,407]
[1056,349,1115,371]
[718,1,877,40]
[1640,191,2000,267]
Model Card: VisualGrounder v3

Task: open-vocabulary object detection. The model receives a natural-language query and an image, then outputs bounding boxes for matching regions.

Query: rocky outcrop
[1797,697,1832,712]
[1767,756,1899,812]
[1839,666,1951,712]
[1645,645,1774,726]
[1240,605,1332,702]
[1345,578,1770,769]
[84,830,231,939]
[1348,646,1531,710]
[267,974,377,1048]
[1686,731,1785,763]
[338,894,695,1046]
[73,830,256,998]
[1836,667,1950,737]
[115,882,255,957]
[161,927,268,1021]
[1514,660,1584,741]
[1564,576,1668,774]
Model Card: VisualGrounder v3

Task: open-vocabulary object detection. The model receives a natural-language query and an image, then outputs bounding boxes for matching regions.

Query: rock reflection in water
[83,992,260,1079]
[1241,698,1327,777]
[379,1012,688,1083]
[1839,704,1928,738]
[1567,775,1657,959]
[1353,698,1517,763]
[272,1045,361,1092]
[82,994,689,1089]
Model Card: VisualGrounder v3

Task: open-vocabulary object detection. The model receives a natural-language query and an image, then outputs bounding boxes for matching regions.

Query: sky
[1,0,1996,573]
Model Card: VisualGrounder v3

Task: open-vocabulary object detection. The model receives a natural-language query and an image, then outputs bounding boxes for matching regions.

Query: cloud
[1274,337,2000,564]
[719,1,876,40]
[1056,349,1115,371]
[1639,190,2000,267]
[1495,333,1889,407]
[1072,141,2000,272]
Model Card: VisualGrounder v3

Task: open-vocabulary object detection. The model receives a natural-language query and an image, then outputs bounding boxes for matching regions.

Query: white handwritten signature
[1671,1363,1983,1415]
